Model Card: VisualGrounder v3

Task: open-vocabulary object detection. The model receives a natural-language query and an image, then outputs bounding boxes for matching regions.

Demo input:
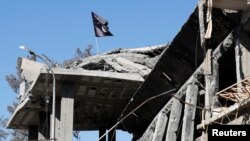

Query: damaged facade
[6,0,250,141]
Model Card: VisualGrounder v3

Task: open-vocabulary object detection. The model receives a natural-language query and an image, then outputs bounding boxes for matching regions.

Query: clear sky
[0,0,197,140]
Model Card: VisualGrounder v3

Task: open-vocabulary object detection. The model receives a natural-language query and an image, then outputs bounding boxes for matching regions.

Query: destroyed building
[6,0,250,141]
[7,44,166,140]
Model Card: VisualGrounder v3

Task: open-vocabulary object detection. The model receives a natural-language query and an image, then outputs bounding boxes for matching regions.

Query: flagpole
[95,37,99,54]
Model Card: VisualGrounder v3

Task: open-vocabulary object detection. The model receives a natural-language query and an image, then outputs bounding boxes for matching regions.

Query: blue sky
[0,0,197,140]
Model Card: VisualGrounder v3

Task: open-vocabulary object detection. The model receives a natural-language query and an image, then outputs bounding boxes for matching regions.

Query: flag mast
[95,37,100,54]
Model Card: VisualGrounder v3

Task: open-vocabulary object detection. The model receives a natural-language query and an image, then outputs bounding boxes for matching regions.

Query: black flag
[91,12,113,37]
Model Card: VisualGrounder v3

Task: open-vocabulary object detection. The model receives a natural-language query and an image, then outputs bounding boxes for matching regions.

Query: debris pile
[63,44,167,78]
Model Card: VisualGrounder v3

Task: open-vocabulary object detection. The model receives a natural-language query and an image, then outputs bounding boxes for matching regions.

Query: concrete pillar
[234,11,250,125]
[235,31,250,81]
[236,10,250,81]
[165,99,183,141]
[181,83,198,141]
[99,128,106,141]
[54,83,75,141]
[28,125,38,140]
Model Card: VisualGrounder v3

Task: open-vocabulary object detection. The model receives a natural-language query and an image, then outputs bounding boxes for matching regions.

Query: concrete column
[235,31,250,81]
[56,83,75,141]
[152,111,168,141]
[181,83,198,141]
[28,125,38,140]
[234,11,250,125]
[165,99,183,141]
[99,128,106,141]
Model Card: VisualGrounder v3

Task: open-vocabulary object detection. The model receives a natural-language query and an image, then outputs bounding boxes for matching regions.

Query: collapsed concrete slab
[121,7,238,137]
[7,45,166,140]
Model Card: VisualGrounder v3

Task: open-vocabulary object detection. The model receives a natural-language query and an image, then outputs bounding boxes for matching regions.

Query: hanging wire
[97,88,177,141]
[102,87,222,141]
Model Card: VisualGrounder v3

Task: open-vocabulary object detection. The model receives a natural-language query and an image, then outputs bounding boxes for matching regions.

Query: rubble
[63,44,167,78]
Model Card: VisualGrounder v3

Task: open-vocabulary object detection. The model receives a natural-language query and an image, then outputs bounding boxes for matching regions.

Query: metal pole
[35,55,56,141]
[51,70,56,141]
[95,37,99,54]
[19,46,56,141]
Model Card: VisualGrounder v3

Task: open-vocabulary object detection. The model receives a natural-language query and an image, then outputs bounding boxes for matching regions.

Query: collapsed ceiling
[7,44,167,130]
